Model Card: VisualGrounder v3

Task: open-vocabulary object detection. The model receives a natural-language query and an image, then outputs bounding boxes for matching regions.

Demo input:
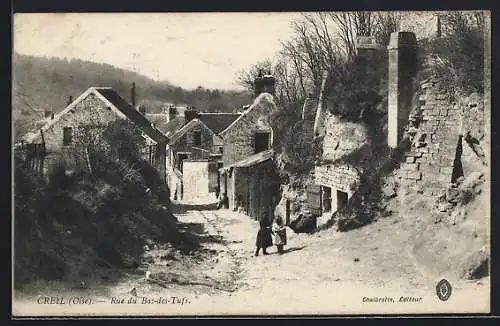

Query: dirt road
[13,200,489,316]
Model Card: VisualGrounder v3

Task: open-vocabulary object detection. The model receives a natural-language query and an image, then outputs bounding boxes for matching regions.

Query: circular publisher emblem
[436,279,452,301]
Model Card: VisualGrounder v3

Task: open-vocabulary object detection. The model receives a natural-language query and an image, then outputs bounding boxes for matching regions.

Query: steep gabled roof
[23,87,168,144]
[168,118,216,145]
[198,113,242,135]
[219,93,275,136]
[159,116,185,137]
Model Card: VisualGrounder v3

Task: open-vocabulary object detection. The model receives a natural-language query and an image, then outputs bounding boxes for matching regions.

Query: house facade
[166,116,221,200]
[21,86,169,182]
[157,108,241,201]
[218,77,282,222]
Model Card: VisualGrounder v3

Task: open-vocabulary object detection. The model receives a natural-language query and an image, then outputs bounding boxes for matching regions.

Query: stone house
[150,107,241,201]
[218,75,282,222]
[22,85,169,182]
[311,117,369,219]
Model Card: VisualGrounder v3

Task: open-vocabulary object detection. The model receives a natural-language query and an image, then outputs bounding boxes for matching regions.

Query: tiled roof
[96,88,168,143]
[198,113,242,135]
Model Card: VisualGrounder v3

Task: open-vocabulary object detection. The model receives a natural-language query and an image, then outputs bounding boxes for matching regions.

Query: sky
[13,12,301,90]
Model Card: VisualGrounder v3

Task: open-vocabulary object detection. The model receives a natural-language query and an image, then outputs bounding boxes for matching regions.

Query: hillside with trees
[12,53,253,141]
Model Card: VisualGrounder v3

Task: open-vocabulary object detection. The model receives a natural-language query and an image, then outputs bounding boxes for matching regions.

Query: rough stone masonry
[396,75,469,194]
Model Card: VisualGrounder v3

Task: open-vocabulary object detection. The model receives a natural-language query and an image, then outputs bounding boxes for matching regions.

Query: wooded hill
[12,53,253,141]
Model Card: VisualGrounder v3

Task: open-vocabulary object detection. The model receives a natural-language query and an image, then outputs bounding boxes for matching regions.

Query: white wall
[182,161,210,201]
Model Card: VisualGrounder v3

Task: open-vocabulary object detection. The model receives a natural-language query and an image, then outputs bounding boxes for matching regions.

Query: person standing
[272,217,287,255]
[255,219,273,256]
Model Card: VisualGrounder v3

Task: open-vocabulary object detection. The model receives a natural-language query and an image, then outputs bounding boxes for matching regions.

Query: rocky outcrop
[433,171,485,224]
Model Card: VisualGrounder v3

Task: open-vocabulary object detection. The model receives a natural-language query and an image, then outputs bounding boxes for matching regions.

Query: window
[63,127,73,146]
[254,131,270,153]
[306,184,322,216]
[193,130,202,146]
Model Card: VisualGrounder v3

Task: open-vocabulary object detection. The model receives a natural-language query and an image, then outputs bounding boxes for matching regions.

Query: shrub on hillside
[422,12,485,94]
[13,118,192,288]
[325,50,388,124]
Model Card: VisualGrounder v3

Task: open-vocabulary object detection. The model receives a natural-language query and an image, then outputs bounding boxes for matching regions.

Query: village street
[93,199,489,316]
[12,198,489,316]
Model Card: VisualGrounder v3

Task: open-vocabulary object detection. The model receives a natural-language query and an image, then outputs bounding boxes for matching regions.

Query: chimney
[387,32,418,148]
[131,82,136,109]
[184,106,199,124]
[167,105,178,123]
[254,70,276,96]
[138,105,146,115]
[67,96,73,106]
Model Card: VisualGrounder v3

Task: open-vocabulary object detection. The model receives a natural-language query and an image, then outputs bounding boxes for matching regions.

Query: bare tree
[235,59,273,93]
[373,12,401,47]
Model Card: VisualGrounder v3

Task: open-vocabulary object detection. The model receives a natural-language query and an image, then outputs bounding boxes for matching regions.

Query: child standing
[272,217,287,255]
[255,219,273,256]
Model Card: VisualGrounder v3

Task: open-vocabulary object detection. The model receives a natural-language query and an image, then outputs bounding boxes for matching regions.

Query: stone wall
[221,93,278,166]
[28,93,122,152]
[313,116,369,213]
[396,77,467,194]
[315,164,360,196]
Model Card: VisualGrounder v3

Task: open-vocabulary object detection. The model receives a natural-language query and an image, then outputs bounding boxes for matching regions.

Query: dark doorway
[322,186,331,213]
[337,190,348,212]
[224,173,228,194]
[254,131,270,153]
[451,135,464,183]
[177,153,189,173]
[216,162,223,196]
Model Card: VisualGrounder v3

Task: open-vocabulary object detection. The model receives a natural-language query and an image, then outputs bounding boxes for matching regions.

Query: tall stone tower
[387,32,418,148]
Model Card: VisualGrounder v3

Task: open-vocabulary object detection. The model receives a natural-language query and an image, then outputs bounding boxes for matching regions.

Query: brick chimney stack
[167,105,178,123]
[254,70,276,96]
[131,82,136,109]
[67,96,73,106]
[184,106,199,124]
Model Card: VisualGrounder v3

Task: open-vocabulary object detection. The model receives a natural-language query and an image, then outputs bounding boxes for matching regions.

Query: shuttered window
[193,130,202,146]
[254,131,270,153]
[306,184,322,216]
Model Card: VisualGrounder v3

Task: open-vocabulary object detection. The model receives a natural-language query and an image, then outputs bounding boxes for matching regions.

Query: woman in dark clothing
[255,219,273,256]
